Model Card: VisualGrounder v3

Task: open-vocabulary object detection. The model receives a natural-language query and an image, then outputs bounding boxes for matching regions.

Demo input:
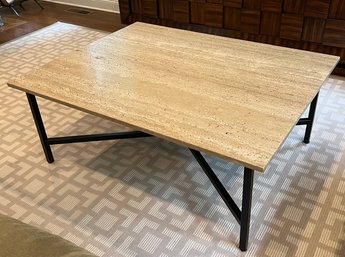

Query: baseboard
[42,0,119,13]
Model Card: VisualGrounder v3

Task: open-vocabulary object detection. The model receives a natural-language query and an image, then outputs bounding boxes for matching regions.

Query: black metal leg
[189,149,241,223]
[189,149,255,251]
[24,92,256,250]
[303,92,319,144]
[26,94,152,163]
[26,93,54,163]
[240,167,254,251]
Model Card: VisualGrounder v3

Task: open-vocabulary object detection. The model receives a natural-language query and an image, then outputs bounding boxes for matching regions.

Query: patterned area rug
[0,22,345,257]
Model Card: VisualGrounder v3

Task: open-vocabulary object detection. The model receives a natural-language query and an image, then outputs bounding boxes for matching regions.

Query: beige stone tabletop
[8,22,339,172]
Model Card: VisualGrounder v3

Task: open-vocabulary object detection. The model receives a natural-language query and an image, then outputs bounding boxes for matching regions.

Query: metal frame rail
[26,92,319,251]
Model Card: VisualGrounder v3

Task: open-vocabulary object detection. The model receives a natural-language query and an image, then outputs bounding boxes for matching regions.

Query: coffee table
[7,22,339,251]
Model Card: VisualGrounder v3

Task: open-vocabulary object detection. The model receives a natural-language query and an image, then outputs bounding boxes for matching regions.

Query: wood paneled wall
[119,0,345,61]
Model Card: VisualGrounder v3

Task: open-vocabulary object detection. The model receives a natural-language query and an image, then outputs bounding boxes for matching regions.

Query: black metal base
[296,92,319,144]
[26,94,152,163]
[190,149,254,251]
[25,91,320,251]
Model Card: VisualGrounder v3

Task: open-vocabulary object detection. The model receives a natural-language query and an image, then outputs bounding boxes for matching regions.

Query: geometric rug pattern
[0,22,344,257]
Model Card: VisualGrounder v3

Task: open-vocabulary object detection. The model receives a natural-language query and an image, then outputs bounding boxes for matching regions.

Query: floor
[0,0,124,44]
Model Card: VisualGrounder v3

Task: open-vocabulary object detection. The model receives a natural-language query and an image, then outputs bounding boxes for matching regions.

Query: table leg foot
[239,167,254,251]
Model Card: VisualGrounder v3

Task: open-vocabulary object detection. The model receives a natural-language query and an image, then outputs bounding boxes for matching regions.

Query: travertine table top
[8,22,339,172]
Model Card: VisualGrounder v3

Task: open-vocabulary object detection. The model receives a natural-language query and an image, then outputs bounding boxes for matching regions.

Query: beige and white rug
[0,22,345,257]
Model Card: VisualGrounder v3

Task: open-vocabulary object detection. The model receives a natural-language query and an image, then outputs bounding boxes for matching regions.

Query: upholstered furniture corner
[0,214,97,257]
